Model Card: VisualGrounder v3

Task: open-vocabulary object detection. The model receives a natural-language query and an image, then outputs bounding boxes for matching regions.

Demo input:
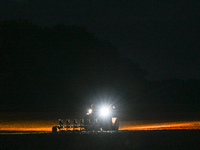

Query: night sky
[1,0,199,80]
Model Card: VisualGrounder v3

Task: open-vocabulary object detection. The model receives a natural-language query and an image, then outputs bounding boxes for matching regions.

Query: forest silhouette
[1,20,199,114]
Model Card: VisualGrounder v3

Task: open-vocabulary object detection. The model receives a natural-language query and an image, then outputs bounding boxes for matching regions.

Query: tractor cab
[84,104,119,131]
[52,103,119,133]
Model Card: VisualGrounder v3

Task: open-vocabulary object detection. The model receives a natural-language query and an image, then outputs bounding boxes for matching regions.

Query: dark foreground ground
[1,130,200,150]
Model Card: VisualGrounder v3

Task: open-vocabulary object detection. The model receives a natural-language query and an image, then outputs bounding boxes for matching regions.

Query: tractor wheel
[84,117,91,131]
[112,119,119,131]
[102,124,109,131]
[52,126,57,133]
[102,127,108,131]
[115,119,119,131]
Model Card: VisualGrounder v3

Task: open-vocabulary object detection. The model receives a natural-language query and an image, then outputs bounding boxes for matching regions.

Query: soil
[1,130,200,150]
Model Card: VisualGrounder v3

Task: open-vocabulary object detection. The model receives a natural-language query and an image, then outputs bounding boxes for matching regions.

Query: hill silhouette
[1,20,147,111]
[1,20,199,116]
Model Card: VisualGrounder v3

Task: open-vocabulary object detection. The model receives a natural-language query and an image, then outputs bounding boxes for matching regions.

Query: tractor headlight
[100,107,110,117]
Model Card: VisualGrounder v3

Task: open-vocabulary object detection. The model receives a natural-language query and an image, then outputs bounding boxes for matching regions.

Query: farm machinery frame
[52,104,119,133]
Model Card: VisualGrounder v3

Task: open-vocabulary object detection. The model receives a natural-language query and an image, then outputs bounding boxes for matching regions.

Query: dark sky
[0,0,199,80]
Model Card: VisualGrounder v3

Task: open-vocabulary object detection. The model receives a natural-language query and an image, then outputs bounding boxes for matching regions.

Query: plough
[52,119,85,133]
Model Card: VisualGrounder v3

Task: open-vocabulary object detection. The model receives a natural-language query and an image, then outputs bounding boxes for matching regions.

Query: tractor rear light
[88,109,92,115]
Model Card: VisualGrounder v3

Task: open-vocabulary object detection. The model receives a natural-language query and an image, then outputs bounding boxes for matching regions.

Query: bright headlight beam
[100,107,110,117]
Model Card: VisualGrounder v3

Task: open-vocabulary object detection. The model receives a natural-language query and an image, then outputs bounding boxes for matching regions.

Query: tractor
[52,104,119,133]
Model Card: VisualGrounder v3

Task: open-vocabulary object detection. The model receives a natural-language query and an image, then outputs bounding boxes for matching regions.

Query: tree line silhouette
[1,20,199,113]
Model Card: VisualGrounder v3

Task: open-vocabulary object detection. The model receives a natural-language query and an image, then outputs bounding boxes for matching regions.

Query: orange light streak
[0,121,199,132]
[119,121,200,130]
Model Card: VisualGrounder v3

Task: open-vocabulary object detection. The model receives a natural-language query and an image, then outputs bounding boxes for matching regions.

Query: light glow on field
[119,121,200,130]
[0,120,200,132]
[0,120,57,132]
